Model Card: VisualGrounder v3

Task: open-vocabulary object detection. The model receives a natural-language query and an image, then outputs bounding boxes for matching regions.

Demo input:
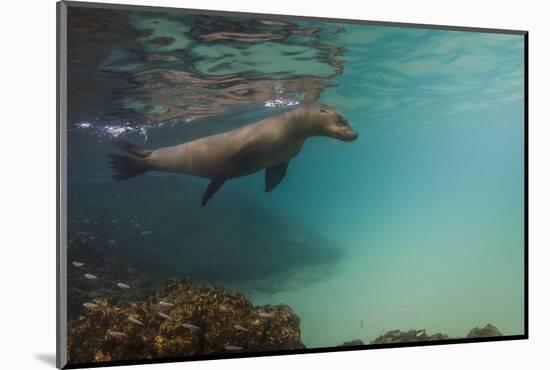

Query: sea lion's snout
[333,118,358,141]
[318,108,359,142]
[337,127,358,141]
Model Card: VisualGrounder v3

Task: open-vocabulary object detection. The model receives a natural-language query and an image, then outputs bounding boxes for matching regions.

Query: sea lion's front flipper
[265,161,289,192]
[201,144,258,206]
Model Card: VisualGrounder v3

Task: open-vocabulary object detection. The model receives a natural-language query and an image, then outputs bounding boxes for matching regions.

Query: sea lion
[109,103,358,206]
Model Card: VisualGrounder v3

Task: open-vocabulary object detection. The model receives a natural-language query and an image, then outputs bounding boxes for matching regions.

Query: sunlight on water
[67,7,524,350]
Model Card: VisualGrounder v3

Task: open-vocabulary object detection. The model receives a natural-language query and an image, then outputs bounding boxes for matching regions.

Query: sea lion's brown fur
[109,103,358,205]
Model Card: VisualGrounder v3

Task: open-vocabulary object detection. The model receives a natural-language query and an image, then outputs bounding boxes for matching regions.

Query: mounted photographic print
[56,1,528,368]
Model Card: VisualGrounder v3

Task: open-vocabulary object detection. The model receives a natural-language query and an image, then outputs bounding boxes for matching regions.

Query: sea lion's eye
[337,115,347,126]
[320,108,329,114]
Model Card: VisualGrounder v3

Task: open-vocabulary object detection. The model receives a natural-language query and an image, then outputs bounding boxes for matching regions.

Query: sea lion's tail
[108,154,150,180]
[113,136,153,158]
[109,136,153,180]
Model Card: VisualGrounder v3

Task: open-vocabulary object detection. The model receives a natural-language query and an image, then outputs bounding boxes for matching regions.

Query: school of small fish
[128,317,144,326]
[258,311,275,318]
[72,255,276,351]
[106,330,127,338]
[182,323,200,330]
[157,312,173,320]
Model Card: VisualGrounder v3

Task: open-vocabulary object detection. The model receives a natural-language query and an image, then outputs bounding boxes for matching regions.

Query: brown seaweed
[369,324,503,345]
[67,277,304,364]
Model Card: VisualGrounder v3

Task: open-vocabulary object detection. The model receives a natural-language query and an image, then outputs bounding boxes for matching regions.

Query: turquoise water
[67,8,525,348]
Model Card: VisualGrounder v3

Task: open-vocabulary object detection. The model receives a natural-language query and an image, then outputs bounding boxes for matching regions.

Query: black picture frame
[56,1,529,368]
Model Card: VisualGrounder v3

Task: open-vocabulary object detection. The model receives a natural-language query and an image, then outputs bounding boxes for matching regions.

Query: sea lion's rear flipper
[265,161,289,192]
[113,136,153,158]
[201,144,258,206]
[109,155,150,180]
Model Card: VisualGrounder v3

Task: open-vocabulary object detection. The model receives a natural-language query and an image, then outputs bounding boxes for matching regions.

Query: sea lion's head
[302,104,358,141]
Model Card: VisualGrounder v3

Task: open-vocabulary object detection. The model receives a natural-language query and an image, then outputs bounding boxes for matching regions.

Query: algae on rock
[370,324,503,345]
[68,277,304,364]
[466,324,503,338]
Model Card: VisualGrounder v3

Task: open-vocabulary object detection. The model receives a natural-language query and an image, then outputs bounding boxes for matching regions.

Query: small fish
[157,312,172,320]
[128,317,144,325]
[224,345,243,351]
[83,302,98,309]
[72,261,84,267]
[159,301,174,307]
[117,283,131,289]
[182,323,200,330]
[84,273,98,280]
[108,239,117,244]
[233,325,248,332]
[112,220,118,224]
[106,330,127,338]
[140,230,152,235]
[395,303,407,308]
[258,311,274,318]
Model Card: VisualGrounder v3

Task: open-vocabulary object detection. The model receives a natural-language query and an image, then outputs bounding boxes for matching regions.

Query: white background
[1,0,547,369]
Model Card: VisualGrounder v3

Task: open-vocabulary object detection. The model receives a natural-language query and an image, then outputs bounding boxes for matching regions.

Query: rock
[370,324,504,345]
[67,277,304,364]
[339,339,364,346]
[466,324,503,338]
[68,176,343,295]
[370,329,448,344]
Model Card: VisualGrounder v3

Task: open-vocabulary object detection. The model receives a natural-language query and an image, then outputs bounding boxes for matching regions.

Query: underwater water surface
[67,7,525,349]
